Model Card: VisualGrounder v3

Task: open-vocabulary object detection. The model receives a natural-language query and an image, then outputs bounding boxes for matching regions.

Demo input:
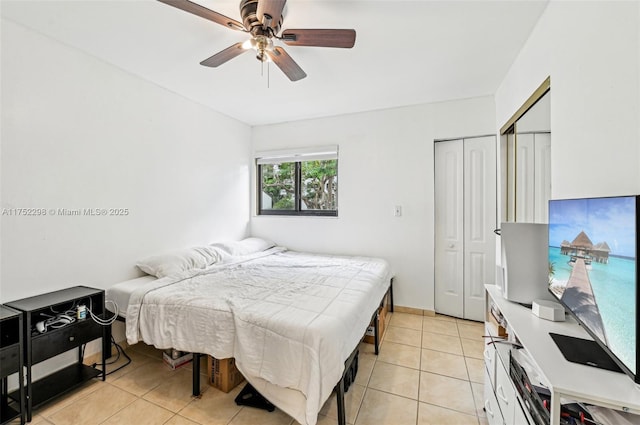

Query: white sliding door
[435,136,496,321]
[513,132,552,223]
[533,133,551,223]
[515,133,535,223]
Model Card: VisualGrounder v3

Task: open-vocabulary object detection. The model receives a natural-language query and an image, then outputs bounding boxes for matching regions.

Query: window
[257,147,338,216]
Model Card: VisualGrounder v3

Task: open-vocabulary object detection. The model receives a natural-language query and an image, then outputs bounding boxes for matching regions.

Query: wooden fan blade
[158,0,245,31]
[266,47,306,81]
[281,29,356,48]
[200,42,247,67]
[257,0,286,29]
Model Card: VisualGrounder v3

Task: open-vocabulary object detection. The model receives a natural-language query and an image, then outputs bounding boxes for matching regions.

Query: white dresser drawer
[484,323,498,389]
[495,356,517,425]
[484,342,497,389]
[513,396,532,425]
[484,367,505,425]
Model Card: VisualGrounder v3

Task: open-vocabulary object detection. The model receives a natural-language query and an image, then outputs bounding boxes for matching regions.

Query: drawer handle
[69,336,75,342]
[484,400,494,417]
[497,385,509,404]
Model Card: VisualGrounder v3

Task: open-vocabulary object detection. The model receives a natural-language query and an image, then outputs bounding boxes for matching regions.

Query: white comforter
[126,248,391,425]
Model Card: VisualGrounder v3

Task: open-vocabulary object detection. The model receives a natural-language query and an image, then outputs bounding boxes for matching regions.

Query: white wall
[1,20,252,302]
[250,97,496,311]
[496,1,640,199]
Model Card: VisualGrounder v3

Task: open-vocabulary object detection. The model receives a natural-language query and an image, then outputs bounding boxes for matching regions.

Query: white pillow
[106,275,158,317]
[210,237,275,257]
[136,246,222,278]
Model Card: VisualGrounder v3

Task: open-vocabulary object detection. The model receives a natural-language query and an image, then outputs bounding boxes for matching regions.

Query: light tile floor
[11,312,488,425]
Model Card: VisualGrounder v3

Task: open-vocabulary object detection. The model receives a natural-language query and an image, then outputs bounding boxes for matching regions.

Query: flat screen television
[548,195,639,383]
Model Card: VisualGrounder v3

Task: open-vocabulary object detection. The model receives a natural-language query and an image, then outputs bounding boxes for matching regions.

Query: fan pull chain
[259,60,270,88]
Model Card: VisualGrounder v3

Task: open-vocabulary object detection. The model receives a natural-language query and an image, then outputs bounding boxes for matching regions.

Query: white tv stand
[484,284,640,425]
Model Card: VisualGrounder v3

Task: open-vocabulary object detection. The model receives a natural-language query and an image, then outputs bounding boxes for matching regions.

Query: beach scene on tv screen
[548,196,636,374]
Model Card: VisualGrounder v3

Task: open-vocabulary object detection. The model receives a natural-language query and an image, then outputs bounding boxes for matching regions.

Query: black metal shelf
[0,403,20,424]
[0,305,24,425]
[10,363,100,409]
[4,286,110,422]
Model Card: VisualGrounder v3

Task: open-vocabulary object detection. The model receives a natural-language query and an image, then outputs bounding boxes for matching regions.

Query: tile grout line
[451,320,481,425]
[96,385,138,425]
[32,313,486,425]
[415,313,424,425]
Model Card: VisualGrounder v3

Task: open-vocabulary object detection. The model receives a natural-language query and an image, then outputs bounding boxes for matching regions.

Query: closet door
[463,136,496,321]
[515,133,535,222]
[435,136,496,321]
[514,132,551,223]
[434,140,464,318]
[533,133,551,223]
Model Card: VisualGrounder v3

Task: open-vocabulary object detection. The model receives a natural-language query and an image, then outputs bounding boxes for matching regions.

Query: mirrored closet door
[501,80,551,224]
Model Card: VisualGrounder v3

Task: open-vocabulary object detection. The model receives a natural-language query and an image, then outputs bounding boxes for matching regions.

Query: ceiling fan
[158,0,356,81]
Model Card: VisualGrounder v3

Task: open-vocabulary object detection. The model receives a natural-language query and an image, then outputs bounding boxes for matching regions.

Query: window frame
[257,159,338,217]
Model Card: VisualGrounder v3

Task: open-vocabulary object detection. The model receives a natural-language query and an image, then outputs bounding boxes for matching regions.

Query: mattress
[105,275,157,318]
[124,247,391,425]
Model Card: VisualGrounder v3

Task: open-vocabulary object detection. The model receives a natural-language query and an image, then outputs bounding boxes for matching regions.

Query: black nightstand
[5,286,111,421]
[0,305,24,425]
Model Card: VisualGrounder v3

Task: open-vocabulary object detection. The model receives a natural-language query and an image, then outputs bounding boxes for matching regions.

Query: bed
[107,239,392,425]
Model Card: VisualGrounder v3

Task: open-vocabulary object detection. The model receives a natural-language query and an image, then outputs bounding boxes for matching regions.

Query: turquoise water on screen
[549,246,636,374]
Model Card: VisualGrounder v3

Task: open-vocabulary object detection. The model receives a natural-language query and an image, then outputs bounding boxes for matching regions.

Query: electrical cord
[105,340,123,366]
[84,299,130,375]
[36,309,77,333]
[108,338,132,375]
[49,301,77,315]
[36,298,119,334]
[91,336,131,376]
[36,299,130,376]
[87,298,119,326]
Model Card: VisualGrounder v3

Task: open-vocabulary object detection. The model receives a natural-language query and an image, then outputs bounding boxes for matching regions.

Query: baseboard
[393,305,436,316]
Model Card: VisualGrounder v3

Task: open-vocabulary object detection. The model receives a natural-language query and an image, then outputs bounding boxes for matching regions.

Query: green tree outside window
[259,159,338,215]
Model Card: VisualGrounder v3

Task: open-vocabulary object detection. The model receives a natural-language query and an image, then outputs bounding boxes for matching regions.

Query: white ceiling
[1,0,549,126]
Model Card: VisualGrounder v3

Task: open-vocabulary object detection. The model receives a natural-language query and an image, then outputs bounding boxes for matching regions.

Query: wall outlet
[394,205,402,217]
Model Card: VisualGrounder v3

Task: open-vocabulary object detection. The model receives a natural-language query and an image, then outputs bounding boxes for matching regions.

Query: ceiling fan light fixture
[255,36,273,62]
[242,38,255,49]
[158,0,356,82]
[255,35,272,50]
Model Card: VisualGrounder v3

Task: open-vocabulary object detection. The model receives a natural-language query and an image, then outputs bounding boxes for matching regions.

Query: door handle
[484,349,492,362]
[497,385,509,404]
[484,400,494,417]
